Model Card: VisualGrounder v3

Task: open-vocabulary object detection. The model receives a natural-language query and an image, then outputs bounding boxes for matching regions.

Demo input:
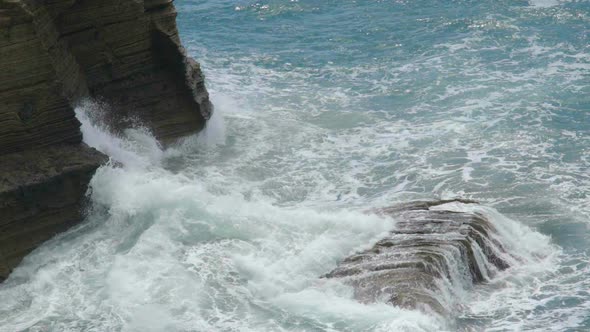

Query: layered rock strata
[0,0,211,280]
[325,200,512,314]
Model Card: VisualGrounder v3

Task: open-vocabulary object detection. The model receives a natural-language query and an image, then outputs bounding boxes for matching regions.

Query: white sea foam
[0,102,448,331]
[529,0,560,7]
[76,100,165,169]
[5,94,569,328]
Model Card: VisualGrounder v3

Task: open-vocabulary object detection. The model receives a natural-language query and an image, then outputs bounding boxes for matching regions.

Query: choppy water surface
[1,0,589,331]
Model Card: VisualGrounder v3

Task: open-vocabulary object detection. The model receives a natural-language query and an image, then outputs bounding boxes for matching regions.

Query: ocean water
[1,0,589,331]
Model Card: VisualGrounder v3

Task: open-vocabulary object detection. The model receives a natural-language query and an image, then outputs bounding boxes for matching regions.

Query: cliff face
[0,0,212,281]
[52,0,213,140]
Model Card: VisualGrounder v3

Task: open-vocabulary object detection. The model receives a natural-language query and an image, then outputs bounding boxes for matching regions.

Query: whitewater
[1,0,589,331]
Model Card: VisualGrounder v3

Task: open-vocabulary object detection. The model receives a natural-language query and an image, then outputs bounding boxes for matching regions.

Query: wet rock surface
[325,200,513,315]
[0,0,212,150]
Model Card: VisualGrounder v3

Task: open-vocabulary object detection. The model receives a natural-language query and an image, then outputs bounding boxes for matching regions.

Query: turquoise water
[177,1,590,328]
[1,0,589,331]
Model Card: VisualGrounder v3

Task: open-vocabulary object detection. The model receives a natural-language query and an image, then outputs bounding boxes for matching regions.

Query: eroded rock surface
[0,0,212,280]
[324,200,512,315]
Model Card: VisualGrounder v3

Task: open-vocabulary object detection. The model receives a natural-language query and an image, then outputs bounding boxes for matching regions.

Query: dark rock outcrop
[0,144,107,282]
[52,0,213,141]
[325,200,512,315]
[0,0,212,280]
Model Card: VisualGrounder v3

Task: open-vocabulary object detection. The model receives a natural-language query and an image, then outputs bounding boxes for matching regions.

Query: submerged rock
[0,0,212,280]
[324,199,513,315]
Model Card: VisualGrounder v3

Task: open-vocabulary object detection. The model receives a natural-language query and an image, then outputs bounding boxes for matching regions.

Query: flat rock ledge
[0,144,107,281]
[324,199,512,315]
[0,0,212,281]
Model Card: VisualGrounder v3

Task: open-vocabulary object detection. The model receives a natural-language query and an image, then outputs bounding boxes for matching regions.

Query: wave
[0,101,562,332]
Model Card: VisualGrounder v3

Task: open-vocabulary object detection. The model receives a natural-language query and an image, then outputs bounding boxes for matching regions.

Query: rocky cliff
[0,0,212,281]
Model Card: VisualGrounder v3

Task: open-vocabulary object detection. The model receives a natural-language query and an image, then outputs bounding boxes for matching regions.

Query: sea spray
[0,103,443,331]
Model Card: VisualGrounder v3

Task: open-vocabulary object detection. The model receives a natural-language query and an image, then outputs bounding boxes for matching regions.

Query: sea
[1,0,589,331]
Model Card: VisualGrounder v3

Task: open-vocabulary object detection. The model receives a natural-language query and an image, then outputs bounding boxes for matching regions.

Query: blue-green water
[1,0,589,331]
[178,0,590,231]
[177,1,590,328]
